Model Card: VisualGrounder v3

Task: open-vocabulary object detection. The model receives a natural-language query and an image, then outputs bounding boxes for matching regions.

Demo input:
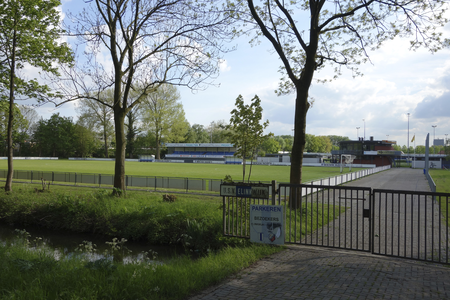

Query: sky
[31,1,450,148]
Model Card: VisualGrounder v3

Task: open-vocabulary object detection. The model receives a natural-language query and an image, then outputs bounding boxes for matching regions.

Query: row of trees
[1,0,446,193]
[394,145,449,155]
[259,135,350,156]
[1,82,238,160]
[76,84,234,159]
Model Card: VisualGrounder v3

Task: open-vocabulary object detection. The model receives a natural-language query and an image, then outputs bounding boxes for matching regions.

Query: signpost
[250,204,284,245]
[220,185,270,199]
[221,183,284,245]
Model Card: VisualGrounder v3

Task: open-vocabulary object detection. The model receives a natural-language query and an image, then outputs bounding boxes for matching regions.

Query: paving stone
[188,169,450,300]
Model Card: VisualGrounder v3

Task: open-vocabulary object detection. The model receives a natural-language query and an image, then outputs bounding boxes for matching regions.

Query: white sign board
[250,204,284,245]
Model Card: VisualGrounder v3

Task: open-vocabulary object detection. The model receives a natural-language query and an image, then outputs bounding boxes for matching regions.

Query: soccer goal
[340,154,356,173]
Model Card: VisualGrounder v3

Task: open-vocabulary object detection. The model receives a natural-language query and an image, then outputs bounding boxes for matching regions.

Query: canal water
[0,222,183,264]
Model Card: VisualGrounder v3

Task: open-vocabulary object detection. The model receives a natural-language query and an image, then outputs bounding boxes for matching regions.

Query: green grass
[0,184,284,299]
[429,169,450,193]
[0,159,361,183]
[0,238,280,300]
[429,169,450,227]
[0,184,224,245]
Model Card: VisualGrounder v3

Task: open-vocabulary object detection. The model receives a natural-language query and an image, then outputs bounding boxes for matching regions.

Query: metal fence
[0,165,390,194]
[425,171,437,192]
[0,169,224,193]
[279,184,372,252]
[372,189,450,264]
[222,182,450,265]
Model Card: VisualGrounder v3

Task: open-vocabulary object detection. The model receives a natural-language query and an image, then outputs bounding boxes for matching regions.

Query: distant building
[164,143,240,164]
[257,152,330,165]
[331,137,400,167]
[434,139,445,147]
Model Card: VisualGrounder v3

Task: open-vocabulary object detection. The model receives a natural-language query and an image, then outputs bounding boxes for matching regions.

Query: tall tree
[327,135,350,150]
[57,0,233,194]
[260,137,281,154]
[33,113,75,158]
[125,107,141,159]
[77,90,114,158]
[142,84,189,159]
[0,100,27,156]
[73,122,101,158]
[208,120,232,143]
[185,124,210,143]
[238,0,447,185]
[16,105,38,156]
[0,0,73,191]
[225,95,270,182]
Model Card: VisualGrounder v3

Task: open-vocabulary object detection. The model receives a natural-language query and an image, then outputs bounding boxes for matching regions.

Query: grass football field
[0,159,360,183]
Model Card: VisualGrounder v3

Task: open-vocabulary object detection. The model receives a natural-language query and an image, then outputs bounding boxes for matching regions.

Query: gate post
[370,189,374,254]
[271,180,277,205]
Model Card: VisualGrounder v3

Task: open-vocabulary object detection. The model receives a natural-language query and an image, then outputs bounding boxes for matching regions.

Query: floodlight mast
[432,125,437,154]
[363,119,365,140]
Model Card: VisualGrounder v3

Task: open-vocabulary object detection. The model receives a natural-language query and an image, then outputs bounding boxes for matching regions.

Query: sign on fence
[250,204,284,245]
[220,184,270,199]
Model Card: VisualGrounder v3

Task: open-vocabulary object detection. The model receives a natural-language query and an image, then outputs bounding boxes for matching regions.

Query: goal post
[340,154,356,173]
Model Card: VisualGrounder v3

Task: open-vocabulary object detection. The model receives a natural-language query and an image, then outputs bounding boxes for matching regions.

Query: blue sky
[33,1,450,148]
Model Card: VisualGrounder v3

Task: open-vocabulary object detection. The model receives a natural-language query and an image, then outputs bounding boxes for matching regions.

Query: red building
[331,137,401,167]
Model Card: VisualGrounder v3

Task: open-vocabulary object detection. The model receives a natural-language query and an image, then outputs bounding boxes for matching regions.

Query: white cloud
[219,59,231,72]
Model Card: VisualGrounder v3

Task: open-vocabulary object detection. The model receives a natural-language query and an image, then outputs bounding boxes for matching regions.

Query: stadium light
[362,119,365,140]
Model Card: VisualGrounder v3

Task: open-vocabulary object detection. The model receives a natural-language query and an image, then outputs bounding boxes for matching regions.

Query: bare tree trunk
[103,127,108,158]
[242,144,246,182]
[5,26,17,192]
[290,86,310,208]
[113,109,126,193]
[248,148,255,183]
[156,138,161,160]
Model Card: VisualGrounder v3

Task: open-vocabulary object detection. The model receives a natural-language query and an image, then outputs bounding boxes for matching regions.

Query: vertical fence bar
[333,187,336,248]
[431,193,434,261]
[447,195,449,264]
[404,193,407,258]
[397,192,400,257]
[223,196,226,235]
[352,189,355,249]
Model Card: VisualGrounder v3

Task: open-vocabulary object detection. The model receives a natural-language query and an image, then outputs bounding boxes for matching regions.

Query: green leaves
[225,94,270,182]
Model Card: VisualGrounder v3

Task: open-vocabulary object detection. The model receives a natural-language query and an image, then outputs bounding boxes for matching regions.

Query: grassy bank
[429,169,450,193]
[0,237,280,300]
[0,184,284,299]
[429,169,450,227]
[0,184,227,250]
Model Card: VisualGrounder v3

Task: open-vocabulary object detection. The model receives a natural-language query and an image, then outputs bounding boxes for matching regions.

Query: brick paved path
[189,245,450,299]
[189,169,450,299]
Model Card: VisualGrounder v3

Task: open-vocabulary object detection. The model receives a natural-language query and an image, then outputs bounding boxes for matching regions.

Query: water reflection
[0,223,183,264]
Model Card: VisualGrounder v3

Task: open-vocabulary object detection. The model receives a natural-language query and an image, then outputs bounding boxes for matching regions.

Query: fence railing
[0,165,390,194]
[223,183,450,265]
[425,171,437,193]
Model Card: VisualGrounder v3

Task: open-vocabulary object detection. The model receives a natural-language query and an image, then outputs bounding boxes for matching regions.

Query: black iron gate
[372,189,450,264]
[223,183,450,265]
[278,184,372,252]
